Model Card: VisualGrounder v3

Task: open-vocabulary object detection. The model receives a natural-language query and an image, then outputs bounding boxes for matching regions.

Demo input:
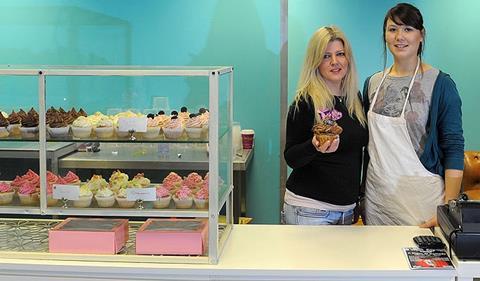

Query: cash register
[438,193,480,259]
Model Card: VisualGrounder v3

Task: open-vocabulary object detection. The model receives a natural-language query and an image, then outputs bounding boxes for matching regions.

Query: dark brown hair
[383,3,425,68]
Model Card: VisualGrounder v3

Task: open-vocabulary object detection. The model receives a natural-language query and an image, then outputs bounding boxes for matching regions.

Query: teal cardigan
[362,71,465,177]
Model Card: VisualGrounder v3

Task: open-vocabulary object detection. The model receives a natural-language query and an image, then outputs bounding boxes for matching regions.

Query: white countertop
[0,224,457,281]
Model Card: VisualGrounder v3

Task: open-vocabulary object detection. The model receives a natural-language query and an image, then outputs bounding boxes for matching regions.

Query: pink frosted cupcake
[185,114,203,139]
[183,172,204,190]
[173,186,193,209]
[46,171,59,206]
[17,182,39,206]
[163,116,184,139]
[162,172,183,191]
[152,185,172,209]
[142,117,161,139]
[194,186,209,209]
[0,182,14,205]
[58,171,81,185]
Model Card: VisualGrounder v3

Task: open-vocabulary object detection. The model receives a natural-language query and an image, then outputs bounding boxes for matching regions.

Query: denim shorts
[282,202,354,225]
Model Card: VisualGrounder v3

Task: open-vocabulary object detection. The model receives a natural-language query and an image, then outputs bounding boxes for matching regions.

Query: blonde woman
[283,26,368,225]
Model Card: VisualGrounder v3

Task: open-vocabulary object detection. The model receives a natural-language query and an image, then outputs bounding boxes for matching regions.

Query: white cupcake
[72,116,92,138]
[20,126,39,139]
[0,127,9,138]
[47,126,70,138]
[94,116,114,138]
[115,188,136,208]
[72,185,93,208]
[163,116,184,139]
[95,187,115,208]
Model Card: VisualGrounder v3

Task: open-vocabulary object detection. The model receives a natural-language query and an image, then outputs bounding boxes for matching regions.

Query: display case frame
[0,65,234,264]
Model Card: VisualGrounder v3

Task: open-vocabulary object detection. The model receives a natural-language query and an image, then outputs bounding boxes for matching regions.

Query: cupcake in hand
[312,108,343,147]
[95,187,115,208]
[152,185,172,209]
[173,186,193,209]
[72,185,93,208]
[194,186,209,209]
[0,182,14,205]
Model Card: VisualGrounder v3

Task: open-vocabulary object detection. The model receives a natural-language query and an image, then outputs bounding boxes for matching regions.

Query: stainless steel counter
[58,143,253,171]
[0,142,77,173]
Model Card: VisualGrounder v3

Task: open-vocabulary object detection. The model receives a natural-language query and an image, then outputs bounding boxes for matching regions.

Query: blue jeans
[282,202,354,225]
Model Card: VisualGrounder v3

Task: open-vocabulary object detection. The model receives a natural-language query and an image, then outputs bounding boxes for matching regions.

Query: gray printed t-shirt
[367,68,439,157]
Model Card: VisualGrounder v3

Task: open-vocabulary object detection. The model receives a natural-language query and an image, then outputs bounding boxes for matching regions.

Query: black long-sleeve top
[284,96,368,205]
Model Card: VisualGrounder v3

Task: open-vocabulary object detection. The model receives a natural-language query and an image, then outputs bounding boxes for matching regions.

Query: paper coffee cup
[241,129,255,149]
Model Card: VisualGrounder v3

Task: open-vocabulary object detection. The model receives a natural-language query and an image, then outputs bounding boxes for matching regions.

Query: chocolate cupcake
[0,114,9,137]
[48,112,70,138]
[20,111,39,139]
[77,108,87,117]
[7,110,21,136]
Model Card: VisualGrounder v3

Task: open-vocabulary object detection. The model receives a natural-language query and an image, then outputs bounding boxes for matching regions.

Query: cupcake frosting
[0,182,12,193]
[183,172,204,189]
[18,182,36,195]
[128,173,150,188]
[162,172,183,190]
[7,111,21,124]
[49,113,67,128]
[96,187,114,197]
[185,115,202,128]
[96,116,114,128]
[61,171,81,184]
[21,112,39,127]
[156,185,170,198]
[164,116,182,129]
[72,116,92,128]
[79,185,93,197]
[175,186,193,199]
[0,114,9,127]
[195,186,209,200]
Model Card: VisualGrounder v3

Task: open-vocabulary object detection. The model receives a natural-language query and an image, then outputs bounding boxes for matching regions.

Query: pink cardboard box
[49,218,129,254]
[136,218,208,255]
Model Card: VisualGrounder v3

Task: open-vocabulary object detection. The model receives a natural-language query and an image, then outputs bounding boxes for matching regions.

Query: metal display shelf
[0,142,77,173]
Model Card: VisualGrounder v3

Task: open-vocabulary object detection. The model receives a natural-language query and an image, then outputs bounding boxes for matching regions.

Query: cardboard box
[136,218,208,255]
[49,218,129,254]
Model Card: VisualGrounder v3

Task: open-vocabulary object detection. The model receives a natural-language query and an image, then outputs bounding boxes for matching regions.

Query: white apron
[365,61,444,225]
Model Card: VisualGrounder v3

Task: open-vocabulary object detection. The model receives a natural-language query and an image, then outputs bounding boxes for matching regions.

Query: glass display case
[0,65,234,264]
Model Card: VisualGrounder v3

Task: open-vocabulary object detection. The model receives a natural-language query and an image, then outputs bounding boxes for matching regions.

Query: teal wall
[0,0,281,223]
[290,0,480,150]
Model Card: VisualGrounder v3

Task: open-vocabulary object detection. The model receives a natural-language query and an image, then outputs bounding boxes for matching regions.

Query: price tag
[53,184,80,200]
[126,187,156,201]
[118,117,147,133]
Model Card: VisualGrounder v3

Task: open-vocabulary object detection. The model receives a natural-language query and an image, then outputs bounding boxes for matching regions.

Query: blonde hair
[294,26,366,127]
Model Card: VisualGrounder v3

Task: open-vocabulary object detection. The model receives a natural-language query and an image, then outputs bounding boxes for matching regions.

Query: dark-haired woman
[363,3,464,226]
